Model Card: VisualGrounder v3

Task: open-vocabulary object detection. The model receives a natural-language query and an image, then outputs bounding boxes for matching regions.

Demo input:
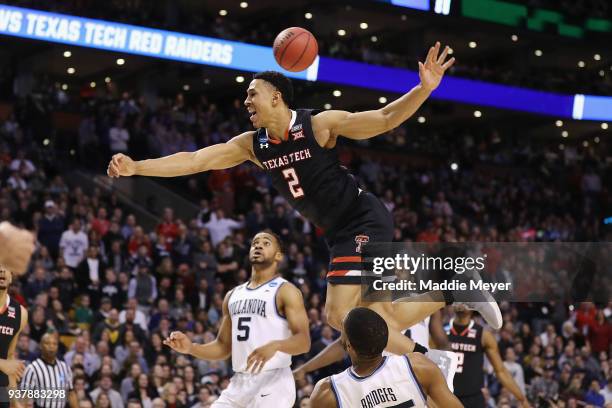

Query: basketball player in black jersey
[0,266,28,407]
[447,305,530,408]
[107,41,501,357]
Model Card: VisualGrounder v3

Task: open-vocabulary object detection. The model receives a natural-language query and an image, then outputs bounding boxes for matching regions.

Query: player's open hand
[246,341,279,374]
[107,153,136,178]
[163,331,193,355]
[3,359,25,379]
[0,222,35,276]
[418,42,455,92]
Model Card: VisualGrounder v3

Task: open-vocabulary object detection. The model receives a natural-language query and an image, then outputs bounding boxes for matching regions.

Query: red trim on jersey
[451,321,473,337]
[332,256,362,264]
[326,270,352,277]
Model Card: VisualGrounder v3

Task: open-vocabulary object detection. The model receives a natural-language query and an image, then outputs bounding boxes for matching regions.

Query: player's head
[245,71,293,128]
[453,303,473,318]
[0,265,13,291]
[40,332,59,361]
[249,230,284,268]
[340,307,388,360]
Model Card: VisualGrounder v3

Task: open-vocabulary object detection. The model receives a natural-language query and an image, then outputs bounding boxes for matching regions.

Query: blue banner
[0,4,317,81]
[0,4,610,120]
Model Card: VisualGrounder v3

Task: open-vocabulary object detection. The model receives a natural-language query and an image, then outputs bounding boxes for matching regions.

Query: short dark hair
[253,71,293,106]
[344,307,388,357]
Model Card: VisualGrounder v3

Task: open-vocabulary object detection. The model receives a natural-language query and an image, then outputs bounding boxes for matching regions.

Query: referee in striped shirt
[20,333,78,408]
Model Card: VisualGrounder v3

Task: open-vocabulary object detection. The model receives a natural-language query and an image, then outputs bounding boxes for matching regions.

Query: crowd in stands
[0,68,610,407]
[4,0,611,95]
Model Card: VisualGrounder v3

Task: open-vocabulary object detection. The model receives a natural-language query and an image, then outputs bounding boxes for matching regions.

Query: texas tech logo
[0,326,14,335]
[355,235,370,253]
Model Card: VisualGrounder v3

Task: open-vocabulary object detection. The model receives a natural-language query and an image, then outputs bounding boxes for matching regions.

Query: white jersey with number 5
[228,276,292,372]
[330,355,427,408]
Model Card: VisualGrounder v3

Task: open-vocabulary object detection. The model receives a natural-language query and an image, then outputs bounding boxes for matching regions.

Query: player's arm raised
[409,352,463,408]
[107,131,259,178]
[164,290,233,360]
[483,330,530,407]
[310,378,339,408]
[313,42,454,141]
[246,283,310,373]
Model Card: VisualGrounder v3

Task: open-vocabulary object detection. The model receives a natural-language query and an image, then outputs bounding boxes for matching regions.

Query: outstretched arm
[107,131,258,178]
[293,338,346,381]
[310,378,338,408]
[313,42,454,142]
[429,311,450,350]
[246,283,311,373]
[409,352,463,407]
[483,330,530,407]
[164,291,233,360]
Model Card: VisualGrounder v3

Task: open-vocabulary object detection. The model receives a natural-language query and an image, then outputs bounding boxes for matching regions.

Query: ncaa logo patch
[258,133,269,149]
[7,307,15,319]
[354,234,370,253]
[290,124,303,132]
[268,282,278,287]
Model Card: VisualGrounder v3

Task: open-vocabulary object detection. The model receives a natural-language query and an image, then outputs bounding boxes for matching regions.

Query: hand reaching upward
[419,41,455,92]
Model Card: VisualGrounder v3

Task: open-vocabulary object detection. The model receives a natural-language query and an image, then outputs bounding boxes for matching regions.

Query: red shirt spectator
[128,226,152,256]
[91,207,111,237]
[588,311,611,353]
[156,208,179,249]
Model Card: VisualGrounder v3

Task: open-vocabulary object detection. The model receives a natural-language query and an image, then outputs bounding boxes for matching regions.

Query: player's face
[0,267,12,290]
[249,233,282,266]
[244,80,278,128]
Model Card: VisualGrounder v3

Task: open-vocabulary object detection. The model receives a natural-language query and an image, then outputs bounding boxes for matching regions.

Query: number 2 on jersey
[456,352,465,373]
[237,317,251,341]
[282,168,304,198]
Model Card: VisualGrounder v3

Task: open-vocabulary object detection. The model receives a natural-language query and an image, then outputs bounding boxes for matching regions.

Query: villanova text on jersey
[252,109,362,231]
[228,298,267,318]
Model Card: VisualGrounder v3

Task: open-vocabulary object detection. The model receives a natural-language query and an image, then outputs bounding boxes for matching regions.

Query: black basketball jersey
[446,319,484,397]
[252,109,361,231]
[0,296,22,386]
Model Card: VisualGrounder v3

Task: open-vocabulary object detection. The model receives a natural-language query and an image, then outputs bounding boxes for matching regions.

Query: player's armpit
[310,378,339,408]
[275,283,311,355]
[408,353,463,408]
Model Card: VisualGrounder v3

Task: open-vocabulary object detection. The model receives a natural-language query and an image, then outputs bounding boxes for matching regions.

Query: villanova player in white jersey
[164,231,310,407]
[311,308,462,408]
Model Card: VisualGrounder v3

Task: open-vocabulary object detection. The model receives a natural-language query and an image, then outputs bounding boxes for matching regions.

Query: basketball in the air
[273,27,318,72]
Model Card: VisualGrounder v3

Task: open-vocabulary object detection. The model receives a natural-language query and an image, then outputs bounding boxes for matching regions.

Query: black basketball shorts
[325,191,394,285]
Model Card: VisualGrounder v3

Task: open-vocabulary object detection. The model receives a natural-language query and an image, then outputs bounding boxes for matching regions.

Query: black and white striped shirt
[20,357,73,408]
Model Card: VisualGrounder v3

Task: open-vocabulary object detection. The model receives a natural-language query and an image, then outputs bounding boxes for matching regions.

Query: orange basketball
[273,27,318,72]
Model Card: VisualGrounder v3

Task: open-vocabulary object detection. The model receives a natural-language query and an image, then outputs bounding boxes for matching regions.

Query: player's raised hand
[246,341,279,374]
[107,153,136,178]
[0,222,35,276]
[163,331,193,354]
[418,42,455,92]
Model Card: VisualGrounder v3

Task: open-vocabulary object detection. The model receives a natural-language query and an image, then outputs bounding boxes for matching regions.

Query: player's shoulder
[406,352,437,382]
[311,377,337,407]
[276,279,302,299]
[229,131,257,145]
